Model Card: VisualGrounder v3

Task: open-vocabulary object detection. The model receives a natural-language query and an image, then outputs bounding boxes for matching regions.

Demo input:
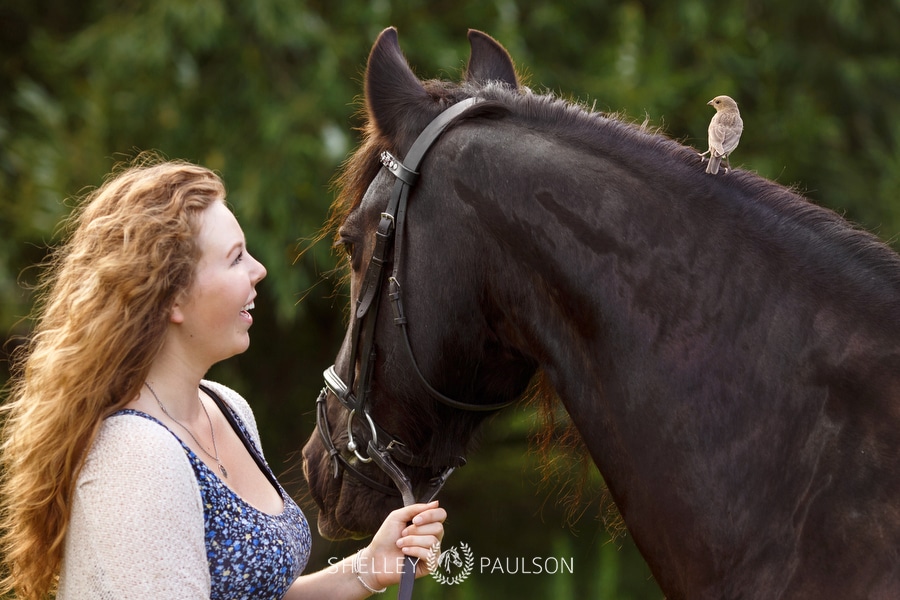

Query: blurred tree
[1,0,898,597]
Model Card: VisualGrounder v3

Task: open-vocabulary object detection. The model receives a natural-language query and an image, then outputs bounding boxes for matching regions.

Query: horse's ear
[465,29,518,89]
[364,27,430,141]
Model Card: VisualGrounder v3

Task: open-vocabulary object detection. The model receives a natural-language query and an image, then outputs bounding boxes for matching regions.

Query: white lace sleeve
[57,413,210,599]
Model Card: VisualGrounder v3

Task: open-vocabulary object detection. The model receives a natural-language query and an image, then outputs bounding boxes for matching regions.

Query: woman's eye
[232,251,244,265]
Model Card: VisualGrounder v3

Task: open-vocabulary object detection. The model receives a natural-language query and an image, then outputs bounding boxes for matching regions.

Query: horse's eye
[335,237,357,269]
[337,240,353,259]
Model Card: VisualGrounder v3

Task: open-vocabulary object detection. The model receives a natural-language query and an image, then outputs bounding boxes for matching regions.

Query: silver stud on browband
[380,151,396,170]
[379,150,419,186]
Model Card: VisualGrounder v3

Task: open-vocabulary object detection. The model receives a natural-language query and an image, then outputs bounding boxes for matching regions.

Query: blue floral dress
[115,409,311,599]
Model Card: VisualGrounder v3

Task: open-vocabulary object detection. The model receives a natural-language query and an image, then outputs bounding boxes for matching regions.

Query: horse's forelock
[328,130,384,232]
[327,80,499,243]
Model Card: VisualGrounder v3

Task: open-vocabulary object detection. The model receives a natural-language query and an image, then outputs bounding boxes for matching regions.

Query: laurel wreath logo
[428,541,474,585]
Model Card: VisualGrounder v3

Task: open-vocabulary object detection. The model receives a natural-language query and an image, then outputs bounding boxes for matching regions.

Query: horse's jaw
[301,434,402,540]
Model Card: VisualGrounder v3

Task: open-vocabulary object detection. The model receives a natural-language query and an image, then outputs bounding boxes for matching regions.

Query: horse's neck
[479,157,900,591]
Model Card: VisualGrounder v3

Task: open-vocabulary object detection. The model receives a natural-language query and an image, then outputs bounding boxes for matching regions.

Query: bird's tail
[706,155,721,175]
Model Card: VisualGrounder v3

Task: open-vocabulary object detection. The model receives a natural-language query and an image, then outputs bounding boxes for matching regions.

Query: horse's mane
[466,85,900,306]
[525,372,624,534]
[335,80,900,293]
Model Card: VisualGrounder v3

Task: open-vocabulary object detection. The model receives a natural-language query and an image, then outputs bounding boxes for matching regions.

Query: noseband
[315,97,513,509]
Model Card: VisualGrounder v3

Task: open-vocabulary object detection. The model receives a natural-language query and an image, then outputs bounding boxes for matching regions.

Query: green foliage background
[1,0,898,597]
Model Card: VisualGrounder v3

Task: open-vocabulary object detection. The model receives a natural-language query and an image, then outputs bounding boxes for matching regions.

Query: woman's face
[172,200,267,366]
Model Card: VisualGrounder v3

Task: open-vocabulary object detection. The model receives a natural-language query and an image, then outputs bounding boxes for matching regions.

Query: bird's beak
[707,99,714,106]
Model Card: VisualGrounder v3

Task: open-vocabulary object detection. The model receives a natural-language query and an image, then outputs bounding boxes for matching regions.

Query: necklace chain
[144,382,228,479]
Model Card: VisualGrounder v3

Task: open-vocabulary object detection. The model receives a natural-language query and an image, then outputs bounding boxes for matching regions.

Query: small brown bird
[699,95,743,174]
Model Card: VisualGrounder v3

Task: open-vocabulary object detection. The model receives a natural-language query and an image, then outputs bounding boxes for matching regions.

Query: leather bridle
[314,97,512,597]
[315,95,513,501]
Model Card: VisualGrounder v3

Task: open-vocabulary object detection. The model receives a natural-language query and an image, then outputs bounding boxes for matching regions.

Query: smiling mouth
[241,300,255,316]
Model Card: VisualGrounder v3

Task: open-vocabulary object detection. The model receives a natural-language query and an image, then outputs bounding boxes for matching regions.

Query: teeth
[242,301,255,312]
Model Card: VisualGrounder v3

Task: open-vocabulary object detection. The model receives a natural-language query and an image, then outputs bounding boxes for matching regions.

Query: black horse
[302,27,900,599]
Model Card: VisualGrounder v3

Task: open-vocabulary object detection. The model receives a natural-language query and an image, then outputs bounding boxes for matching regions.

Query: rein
[315,96,512,599]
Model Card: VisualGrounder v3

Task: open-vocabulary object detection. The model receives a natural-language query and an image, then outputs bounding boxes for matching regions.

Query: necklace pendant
[219,464,228,479]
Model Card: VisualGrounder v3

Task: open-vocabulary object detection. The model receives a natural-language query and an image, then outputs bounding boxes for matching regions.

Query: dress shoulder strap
[200,384,281,493]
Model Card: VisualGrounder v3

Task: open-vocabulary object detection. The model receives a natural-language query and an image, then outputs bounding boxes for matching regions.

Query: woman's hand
[357,501,446,591]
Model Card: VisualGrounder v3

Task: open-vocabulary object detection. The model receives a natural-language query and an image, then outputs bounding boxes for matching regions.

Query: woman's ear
[170,296,186,324]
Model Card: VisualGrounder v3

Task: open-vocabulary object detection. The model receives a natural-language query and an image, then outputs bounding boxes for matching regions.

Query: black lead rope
[366,440,417,600]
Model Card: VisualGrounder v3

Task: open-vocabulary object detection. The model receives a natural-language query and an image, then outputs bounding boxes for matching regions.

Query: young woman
[0,157,444,599]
